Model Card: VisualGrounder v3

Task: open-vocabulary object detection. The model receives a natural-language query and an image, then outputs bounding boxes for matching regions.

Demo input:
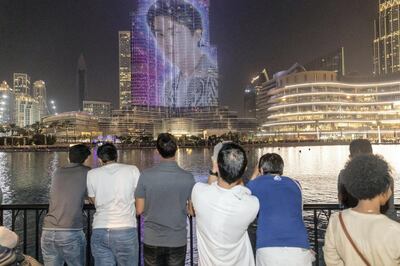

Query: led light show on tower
[132,0,218,108]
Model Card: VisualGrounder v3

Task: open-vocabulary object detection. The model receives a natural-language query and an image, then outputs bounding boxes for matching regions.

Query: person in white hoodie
[191,142,259,266]
[87,143,140,266]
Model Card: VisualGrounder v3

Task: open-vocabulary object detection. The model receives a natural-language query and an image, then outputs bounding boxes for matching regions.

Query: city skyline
[0,0,377,114]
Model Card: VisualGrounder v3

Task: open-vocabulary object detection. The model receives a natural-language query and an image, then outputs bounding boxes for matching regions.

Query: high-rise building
[119,31,132,110]
[304,47,345,76]
[32,80,48,119]
[132,0,218,107]
[0,81,14,124]
[13,73,31,95]
[15,94,40,127]
[243,85,256,118]
[373,0,400,75]
[83,100,112,118]
[77,54,87,111]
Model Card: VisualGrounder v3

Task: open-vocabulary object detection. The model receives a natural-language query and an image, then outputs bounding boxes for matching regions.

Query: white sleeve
[86,171,95,198]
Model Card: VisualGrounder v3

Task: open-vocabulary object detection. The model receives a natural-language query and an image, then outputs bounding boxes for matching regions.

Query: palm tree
[9,123,17,146]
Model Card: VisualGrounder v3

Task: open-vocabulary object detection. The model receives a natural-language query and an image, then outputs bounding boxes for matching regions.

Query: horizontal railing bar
[1,203,399,210]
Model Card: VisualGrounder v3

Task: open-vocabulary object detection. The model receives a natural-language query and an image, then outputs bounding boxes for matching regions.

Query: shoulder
[120,163,139,172]
[177,167,195,180]
[192,182,209,195]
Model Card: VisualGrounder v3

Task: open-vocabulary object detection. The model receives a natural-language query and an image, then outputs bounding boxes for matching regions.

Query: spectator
[338,139,397,220]
[247,153,313,266]
[192,143,259,266]
[324,154,400,265]
[41,144,91,266]
[0,226,18,265]
[208,141,231,184]
[87,143,140,266]
[135,133,195,266]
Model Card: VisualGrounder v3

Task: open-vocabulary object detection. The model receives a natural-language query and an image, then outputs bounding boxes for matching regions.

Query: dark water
[1,145,399,204]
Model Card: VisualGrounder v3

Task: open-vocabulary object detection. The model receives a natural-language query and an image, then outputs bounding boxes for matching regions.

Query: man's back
[87,163,140,229]
[192,182,259,266]
[43,163,90,229]
[135,161,195,247]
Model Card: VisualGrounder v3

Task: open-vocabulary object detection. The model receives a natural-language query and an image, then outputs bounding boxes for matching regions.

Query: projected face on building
[133,0,218,107]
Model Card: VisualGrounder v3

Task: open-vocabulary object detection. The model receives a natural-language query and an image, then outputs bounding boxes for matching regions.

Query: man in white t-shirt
[192,142,259,266]
[87,143,140,266]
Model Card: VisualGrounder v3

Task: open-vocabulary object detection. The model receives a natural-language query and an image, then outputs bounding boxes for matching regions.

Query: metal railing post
[189,216,194,266]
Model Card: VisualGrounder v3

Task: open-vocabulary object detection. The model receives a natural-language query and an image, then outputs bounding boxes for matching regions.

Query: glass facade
[13,73,30,95]
[374,0,400,75]
[32,80,48,120]
[131,0,218,107]
[119,31,132,109]
[258,70,400,140]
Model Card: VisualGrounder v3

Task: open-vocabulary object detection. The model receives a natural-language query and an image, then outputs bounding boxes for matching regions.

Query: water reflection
[0,145,398,204]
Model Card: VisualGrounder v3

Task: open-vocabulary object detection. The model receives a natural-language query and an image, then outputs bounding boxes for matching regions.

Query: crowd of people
[0,135,400,266]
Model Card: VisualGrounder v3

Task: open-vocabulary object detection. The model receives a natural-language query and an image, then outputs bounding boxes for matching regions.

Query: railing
[0,204,398,266]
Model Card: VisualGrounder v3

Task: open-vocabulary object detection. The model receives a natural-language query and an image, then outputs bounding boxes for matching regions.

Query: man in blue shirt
[247,153,314,266]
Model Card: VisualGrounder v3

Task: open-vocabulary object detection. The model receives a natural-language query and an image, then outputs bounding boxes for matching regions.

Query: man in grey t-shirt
[41,144,91,266]
[135,133,195,266]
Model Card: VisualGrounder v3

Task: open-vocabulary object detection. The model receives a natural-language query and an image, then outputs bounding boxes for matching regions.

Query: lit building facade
[32,80,48,119]
[13,73,31,95]
[0,81,14,124]
[119,31,132,110]
[83,100,112,118]
[257,68,400,141]
[42,112,101,141]
[244,85,256,118]
[132,0,218,107]
[374,0,400,75]
[14,94,40,128]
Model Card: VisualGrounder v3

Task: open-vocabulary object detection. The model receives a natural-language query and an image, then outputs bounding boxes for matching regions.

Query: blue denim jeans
[41,229,86,266]
[91,227,138,266]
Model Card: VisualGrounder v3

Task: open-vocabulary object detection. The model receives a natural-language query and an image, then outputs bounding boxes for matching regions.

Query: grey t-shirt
[135,161,195,247]
[43,163,90,230]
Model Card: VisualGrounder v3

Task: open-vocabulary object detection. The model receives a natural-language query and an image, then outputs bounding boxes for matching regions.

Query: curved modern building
[257,69,400,141]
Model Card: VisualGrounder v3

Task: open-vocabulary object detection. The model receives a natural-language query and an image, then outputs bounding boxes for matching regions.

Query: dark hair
[342,154,392,200]
[97,143,118,163]
[157,133,177,158]
[217,143,247,185]
[147,0,203,35]
[349,139,372,158]
[69,144,91,164]
[258,153,284,175]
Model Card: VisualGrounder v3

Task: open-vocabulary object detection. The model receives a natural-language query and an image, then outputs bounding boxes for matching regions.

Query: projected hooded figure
[147,0,218,107]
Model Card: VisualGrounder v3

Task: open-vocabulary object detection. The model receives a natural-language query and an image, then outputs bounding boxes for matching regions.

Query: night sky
[0,0,377,114]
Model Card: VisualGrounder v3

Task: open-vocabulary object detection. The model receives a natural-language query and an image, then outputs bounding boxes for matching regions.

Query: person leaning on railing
[135,133,195,266]
[191,143,259,266]
[41,144,91,266]
[246,153,315,266]
[87,143,140,266]
[324,154,400,265]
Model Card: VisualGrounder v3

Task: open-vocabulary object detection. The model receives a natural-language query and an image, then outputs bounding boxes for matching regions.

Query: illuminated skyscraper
[32,80,48,119]
[0,81,13,123]
[119,31,132,109]
[77,54,87,111]
[132,0,218,108]
[15,94,40,127]
[373,0,400,75]
[13,73,31,95]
